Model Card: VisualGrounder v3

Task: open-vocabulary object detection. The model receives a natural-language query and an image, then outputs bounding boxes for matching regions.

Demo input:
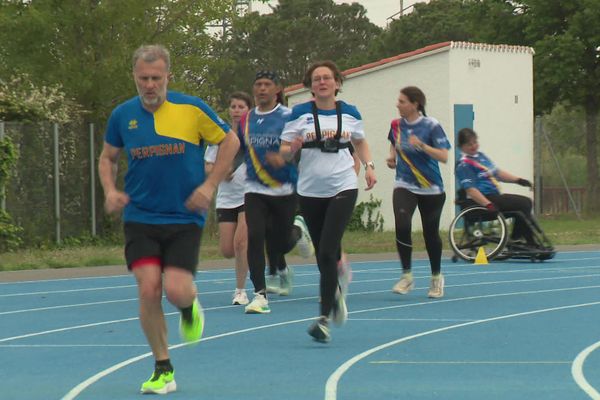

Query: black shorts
[123,222,203,274]
[216,205,245,223]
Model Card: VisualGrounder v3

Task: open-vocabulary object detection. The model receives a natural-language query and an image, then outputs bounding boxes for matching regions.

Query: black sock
[155,359,173,373]
[180,305,194,323]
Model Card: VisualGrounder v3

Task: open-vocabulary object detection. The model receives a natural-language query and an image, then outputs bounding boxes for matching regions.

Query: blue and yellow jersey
[456,152,501,196]
[387,116,450,194]
[237,104,297,194]
[105,91,230,226]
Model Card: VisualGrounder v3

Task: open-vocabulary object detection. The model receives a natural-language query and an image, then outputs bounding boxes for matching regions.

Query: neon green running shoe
[179,298,204,343]
[140,369,176,394]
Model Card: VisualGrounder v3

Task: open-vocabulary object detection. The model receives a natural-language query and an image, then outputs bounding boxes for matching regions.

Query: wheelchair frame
[448,205,556,263]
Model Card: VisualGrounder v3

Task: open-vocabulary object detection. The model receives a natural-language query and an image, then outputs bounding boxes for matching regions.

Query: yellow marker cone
[474,247,488,265]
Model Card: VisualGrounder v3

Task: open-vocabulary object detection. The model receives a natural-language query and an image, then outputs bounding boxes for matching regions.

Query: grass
[0,213,598,272]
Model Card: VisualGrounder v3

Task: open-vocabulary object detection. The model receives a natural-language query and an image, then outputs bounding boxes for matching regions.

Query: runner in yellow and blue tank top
[386,86,450,300]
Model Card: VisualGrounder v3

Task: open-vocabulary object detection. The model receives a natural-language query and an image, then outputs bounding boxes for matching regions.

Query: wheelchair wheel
[448,206,509,262]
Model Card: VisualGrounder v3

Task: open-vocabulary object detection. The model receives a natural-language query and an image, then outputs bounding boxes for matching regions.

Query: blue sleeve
[456,162,477,190]
[104,108,123,148]
[430,124,451,150]
[387,126,395,145]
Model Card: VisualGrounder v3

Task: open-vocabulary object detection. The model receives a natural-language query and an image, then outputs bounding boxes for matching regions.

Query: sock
[155,359,173,373]
[402,271,413,279]
[180,304,194,323]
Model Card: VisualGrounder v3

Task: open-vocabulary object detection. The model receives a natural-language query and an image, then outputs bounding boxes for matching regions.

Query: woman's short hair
[303,60,344,95]
[457,127,478,147]
[229,91,253,108]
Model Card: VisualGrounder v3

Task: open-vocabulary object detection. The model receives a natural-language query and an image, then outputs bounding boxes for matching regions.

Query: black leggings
[299,189,358,318]
[486,193,535,244]
[245,193,298,294]
[393,188,446,275]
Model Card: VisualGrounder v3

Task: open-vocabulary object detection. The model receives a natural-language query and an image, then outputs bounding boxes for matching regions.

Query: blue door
[453,104,474,214]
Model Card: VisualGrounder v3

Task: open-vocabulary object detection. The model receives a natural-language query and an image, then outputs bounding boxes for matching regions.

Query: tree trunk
[584,99,599,213]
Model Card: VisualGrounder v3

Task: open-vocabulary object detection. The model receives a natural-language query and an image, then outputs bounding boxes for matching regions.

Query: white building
[285,41,535,231]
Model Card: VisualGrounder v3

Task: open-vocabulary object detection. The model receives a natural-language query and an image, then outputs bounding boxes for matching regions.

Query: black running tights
[393,188,446,275]
[299,189,358,318]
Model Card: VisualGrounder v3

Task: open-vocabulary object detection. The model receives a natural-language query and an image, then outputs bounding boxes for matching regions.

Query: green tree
[521,0,600,212]
[210,0,381,103]
[0,0,232,122]
[371,0,527,60]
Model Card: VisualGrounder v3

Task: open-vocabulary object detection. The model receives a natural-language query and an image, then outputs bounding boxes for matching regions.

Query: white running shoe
[392,273,414,295]
[244,293,271,314]
[294,215,314,258]
[337,253,353,295]
[331,288,348,326]
[428,274,445,298]
[232,290,249,305]
[278,267,293,296]
[266,274,280,294]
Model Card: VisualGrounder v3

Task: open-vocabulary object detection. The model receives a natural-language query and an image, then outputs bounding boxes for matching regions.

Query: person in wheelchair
[455,128,545,250]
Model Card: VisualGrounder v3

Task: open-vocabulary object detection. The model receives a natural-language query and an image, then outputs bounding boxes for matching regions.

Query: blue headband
[255,70,279,83]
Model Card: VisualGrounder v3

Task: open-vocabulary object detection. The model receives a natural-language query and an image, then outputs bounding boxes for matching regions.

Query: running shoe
[266,274,280,294]
[392,272,414,295]
[294,215,314,258]
[140,369,176,394]
[278,267,294,296]
[337,253,353,295]
[245,293,271,314]
[232,290,249,305]
[179,298,204,343]
[331,288,348,326]
[428,274,445,298]
[308,316,331,343]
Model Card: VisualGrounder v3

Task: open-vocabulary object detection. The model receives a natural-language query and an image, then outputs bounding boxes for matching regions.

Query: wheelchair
[448,194,556,263]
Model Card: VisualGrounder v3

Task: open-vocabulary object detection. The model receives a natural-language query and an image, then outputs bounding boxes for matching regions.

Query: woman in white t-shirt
[205,91,252,306]
[269,60,377,342]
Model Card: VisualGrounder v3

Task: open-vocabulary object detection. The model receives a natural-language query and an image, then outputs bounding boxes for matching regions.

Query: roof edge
[285,41,534,95]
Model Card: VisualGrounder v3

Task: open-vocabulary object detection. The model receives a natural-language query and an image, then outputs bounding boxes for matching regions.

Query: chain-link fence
[1,121,101,245]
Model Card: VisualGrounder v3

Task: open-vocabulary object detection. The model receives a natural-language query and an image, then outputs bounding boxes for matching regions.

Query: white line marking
[572,340,600,399]
[58,284,600,399]
[371,360,570,365]
[324,301,600,400]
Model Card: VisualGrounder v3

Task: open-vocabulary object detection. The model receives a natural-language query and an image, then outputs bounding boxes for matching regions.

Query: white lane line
[4,282,600,343]
[58,284,600,399]
[572,340,600,399]
[371,360,570,365]
[60,316,316,400]
[324,300,600,400]
[350,318,476,322]
[0,344,148,348]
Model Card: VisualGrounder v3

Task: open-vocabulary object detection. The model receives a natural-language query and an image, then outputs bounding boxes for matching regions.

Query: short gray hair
[132,45,171,71]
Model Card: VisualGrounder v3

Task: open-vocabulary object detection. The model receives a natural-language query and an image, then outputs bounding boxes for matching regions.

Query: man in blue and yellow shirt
[98,44,239,395]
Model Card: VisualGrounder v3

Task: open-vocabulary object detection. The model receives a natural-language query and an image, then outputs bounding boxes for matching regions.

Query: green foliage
[0,135,16,188]
[0,74,83,123]
[210,0,381,105]
[0,136,21,251]
[348,194,384,232]
[0,209,23,252]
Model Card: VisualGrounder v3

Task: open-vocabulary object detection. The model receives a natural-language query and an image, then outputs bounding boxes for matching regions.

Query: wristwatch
[363,161,375,170]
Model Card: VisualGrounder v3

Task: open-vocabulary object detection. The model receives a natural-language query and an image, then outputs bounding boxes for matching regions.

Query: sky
[250,0,430,27]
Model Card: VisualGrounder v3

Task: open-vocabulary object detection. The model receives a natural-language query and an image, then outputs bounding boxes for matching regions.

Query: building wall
[286,42,534,232]
[448,45,534,207]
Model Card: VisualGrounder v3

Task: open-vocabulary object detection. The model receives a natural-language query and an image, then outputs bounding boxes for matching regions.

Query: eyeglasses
[312,75,334,83]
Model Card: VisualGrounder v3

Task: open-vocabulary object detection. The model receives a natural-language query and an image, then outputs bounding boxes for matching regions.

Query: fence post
[89,123,97,237]
[54,123,61,244]
[534,116,542,216]
[0,121,5,212]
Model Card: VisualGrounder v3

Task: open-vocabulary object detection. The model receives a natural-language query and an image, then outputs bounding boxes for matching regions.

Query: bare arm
[351,138,377,190]
[386,143,397,169]
[408,135,448,163]
[186,131,240,212]
[98,142,129,214]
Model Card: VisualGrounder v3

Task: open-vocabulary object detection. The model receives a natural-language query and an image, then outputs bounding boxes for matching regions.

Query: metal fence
[0,121,100,245]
